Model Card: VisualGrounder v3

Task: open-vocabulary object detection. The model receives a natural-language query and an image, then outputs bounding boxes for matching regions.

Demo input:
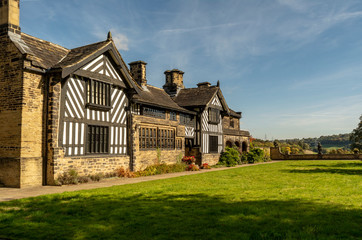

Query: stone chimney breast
[163,69,185,96]
[129,60,147,87]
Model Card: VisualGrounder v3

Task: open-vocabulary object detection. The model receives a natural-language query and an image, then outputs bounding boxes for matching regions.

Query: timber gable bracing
[58,50,131,157]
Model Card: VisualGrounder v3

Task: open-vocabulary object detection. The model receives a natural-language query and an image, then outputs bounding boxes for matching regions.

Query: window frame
[139,127,175,150]
[142,107,166,119]
[170,111,177,121]
[87,125,109,154]
[86,78,112,111]
[209,135,218,153]
[208,108,220,124]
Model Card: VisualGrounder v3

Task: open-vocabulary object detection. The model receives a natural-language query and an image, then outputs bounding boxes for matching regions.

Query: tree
[350,115,362,151]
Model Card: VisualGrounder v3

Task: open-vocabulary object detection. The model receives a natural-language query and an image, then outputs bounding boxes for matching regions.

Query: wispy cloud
[112,32,129,51]
[277,95,362,129]
[159,22,242,34]
[289,64,362,90]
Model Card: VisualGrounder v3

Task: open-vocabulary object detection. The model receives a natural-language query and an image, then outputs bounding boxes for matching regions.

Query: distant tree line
[253,114,362,154]
[252,133,352,154]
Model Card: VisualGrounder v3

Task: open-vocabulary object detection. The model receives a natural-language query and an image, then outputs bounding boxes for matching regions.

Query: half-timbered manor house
[0,0,250,187]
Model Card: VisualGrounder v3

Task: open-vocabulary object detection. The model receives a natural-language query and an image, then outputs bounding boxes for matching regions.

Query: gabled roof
[52,40,110,69]
[9,32,69,69]
[9,31,137,90]
[173,85,230,115]
[133,85,195,115]
[173,86,219,107]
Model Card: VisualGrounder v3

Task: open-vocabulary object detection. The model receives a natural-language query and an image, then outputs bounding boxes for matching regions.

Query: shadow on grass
[286,161,362,176]
[286,168,362,175]
[291,162,361,167]
[0,193,361,240]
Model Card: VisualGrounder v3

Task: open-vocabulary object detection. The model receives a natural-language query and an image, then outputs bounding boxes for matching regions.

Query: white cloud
[112,32,129,51]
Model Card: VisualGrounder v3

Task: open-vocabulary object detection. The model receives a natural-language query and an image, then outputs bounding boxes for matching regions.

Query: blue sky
[20,0,362,139]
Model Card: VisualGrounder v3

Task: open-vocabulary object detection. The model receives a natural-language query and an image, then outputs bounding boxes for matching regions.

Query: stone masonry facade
[0,0,250,188]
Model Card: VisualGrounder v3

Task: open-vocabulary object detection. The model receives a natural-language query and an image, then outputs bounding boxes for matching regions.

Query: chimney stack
[128,61,147,87]
[197,82,211,88]
[163,69,184,96]
[0,0,21,36]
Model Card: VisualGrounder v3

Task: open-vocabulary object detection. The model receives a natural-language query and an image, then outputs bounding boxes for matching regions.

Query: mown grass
[0,160,361,240]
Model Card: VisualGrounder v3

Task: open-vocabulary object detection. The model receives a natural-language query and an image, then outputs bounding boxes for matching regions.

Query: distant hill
[276,133,351,152]
[301,134,350,149]
[252,133,351,154]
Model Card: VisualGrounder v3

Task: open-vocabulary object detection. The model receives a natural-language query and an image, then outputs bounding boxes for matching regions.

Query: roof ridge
[69,39,109,51]
[57,41,111,68]
[146,85,164,90]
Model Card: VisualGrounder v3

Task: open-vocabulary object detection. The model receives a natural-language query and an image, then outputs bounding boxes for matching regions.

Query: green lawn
[0,160,361,240]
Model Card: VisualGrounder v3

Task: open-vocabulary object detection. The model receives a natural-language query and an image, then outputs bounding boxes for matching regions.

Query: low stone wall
[134,149,183,171]
[201,153,220,165]
[53,154,130,179]
[270,147,362,160]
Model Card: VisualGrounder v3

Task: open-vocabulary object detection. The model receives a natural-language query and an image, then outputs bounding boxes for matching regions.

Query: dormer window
[86,78,111,111]
[208,108,220,124]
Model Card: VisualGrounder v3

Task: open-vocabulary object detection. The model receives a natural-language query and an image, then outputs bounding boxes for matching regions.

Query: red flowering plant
[182,156,196,165]
[186,163,200,171]
[201,163,211,169]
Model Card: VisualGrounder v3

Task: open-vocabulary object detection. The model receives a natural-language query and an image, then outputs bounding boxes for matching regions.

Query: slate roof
[229,109,241,118]
[52,40,110,69]
[173,86,219,107]
[9,33,69,69]
[173,85,243,118]
[133,85,195,114]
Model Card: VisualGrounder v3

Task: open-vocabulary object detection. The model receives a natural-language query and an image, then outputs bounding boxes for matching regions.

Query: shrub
[182,156,196,165]
[135,163,187,177]
[56,169,116,185]
[90,173,104,182]
[240,152,248,164]
[115,167,135,178]
[56,169,79,185]
[186,163,200,171]
[246,148,265,163]
[201,163,211,169]
[78,175,90,183]
[219,147,240,167]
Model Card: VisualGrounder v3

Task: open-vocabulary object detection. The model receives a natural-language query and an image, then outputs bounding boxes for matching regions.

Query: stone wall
[0,158,20,187]
[0,35,22,158]
[222,115,240,130]
[223,135,249,152]
[46,76,62,185]
[270,147,362,160]
[132,114,184,171]
[53,148,130,179]
[20,69,45,159]
[20,157,42,187]
[201,153,220,165]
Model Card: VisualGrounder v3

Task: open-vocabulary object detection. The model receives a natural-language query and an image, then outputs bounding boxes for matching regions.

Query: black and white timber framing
[59,54,129,156]
[201,95,223,154]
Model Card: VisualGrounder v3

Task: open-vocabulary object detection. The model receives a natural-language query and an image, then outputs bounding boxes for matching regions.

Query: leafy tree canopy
[350,115,362,151]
